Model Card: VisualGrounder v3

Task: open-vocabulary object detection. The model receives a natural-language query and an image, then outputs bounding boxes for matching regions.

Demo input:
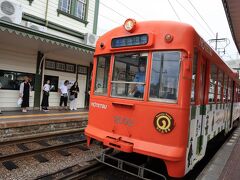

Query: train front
[85,19,194,177]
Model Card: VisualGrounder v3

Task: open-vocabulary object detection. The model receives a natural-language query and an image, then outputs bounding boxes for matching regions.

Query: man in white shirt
[58,80,69,110]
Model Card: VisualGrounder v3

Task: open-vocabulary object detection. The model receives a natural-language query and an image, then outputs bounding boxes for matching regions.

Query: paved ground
[197,127,240,180]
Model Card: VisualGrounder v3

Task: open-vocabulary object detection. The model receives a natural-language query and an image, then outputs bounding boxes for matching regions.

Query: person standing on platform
[19,76,31,113]
[59,80,69,110]
[69,81,79,111]
[41,80,51,112]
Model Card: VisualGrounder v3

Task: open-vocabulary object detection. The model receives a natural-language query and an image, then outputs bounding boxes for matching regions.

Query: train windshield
[149,51,180,103]
[111,52,148,99]
[94,51,181,102]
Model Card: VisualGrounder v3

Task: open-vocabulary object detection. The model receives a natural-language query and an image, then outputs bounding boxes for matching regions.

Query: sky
[96,0,240,61]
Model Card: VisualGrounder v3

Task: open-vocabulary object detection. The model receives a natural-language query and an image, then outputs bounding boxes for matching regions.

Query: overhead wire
[186,0,215,36]
[98,0,234,60]
[167,0,182,22]
[186,0,232,59]
[114,0,146,20]
[175,0,212,39]
[99,1,128,20]
[99,14,121,25]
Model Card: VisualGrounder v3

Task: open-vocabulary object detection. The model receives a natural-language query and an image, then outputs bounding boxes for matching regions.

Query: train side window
[237,86,239,102]
[94,55,111,95]
[191,49,198,103]
[217,70,223,103]
[228,80,232,102]
[238,86,240,102]
[234,83,238,102]
[208,64,217,103]
[223,75,228,103]
[149,51,180,103]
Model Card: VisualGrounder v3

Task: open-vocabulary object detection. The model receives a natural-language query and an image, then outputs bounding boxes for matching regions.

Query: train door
[196,56,207,156]
[186,51,207,172]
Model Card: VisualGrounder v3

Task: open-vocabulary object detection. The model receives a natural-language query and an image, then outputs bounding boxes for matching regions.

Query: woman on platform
[69,81,79,110]
[41,80,51,111]
[19,76,31,113]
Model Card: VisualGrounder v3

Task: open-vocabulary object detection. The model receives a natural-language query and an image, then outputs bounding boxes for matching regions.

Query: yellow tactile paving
[0,112,86,119]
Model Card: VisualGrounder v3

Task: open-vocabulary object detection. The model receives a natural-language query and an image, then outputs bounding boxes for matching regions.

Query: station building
[0,0,99,111]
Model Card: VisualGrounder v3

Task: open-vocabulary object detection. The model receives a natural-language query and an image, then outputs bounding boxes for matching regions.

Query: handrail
[112,102,135,108]
[111,81,145,85]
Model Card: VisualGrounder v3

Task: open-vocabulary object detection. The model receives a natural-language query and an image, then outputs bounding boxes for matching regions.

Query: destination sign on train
[111,34,148,48]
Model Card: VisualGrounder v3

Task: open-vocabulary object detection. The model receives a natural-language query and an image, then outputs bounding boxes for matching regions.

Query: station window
[191,49,198,103]
[58,0,87,21]
[149,51,180,103]
[94,56,111,96]
[0,70,35,90]
[111,52,147,99]
[217,70,223,103]
[208,64,217,103]
[44,75,59,92]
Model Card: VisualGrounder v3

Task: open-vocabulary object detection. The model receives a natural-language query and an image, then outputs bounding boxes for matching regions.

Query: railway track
[35,159,104,180]
[0,131,86,166]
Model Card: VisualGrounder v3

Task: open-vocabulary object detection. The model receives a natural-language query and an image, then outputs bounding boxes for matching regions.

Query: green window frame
[58,0,88,24]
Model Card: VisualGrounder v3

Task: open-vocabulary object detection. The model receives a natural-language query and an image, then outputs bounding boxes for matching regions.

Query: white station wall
[44,69,86,108]
[0,46,36,109]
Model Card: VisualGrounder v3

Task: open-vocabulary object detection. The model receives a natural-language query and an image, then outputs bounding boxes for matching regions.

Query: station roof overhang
[0,20,95,63]
[222,0,240,53]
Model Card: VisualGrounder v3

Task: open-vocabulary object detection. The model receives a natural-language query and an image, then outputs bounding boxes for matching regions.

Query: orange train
[85,19,240,177]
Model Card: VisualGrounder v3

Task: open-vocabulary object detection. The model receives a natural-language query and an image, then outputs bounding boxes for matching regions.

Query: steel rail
[0,128,85,146]
[35,160,105,180]
[0,139,86,162]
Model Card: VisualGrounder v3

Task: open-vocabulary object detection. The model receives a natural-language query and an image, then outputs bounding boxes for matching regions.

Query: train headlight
[165,34,174,43]
[124,18,136,32]
[154,112,174,133]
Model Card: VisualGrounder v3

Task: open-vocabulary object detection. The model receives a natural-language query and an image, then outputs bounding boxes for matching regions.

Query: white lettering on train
[91,102,108,109]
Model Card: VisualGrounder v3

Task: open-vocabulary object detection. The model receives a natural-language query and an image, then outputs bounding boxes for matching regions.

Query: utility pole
[208,33,230,56]
[215,33,218,51]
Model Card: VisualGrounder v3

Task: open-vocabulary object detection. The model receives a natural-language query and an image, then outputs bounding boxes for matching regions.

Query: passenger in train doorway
[69,81,79,111]
[19,76,31,113]
[41,80,51,112]
[59,80,69,110]
[129,62,146,98]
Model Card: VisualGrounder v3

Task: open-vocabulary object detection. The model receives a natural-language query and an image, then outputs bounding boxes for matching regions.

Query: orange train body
[85,20,240,177]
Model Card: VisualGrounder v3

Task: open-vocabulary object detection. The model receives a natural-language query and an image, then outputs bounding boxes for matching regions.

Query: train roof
[95,20,240,84]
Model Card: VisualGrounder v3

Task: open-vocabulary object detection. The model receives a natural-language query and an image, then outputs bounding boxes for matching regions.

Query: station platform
[197,126,240,180]
[0,109,88,143]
